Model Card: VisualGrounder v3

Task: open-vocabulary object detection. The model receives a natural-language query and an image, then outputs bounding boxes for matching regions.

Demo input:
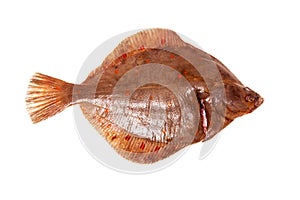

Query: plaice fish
[26,29,263,163]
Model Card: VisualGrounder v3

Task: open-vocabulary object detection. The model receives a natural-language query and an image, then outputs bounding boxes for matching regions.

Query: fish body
[26,29,263,163]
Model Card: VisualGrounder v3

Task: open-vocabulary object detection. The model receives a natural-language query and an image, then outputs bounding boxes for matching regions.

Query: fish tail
[26,73,74,124]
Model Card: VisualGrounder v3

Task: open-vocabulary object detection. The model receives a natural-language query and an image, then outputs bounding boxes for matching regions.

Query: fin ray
[26,73,74,123]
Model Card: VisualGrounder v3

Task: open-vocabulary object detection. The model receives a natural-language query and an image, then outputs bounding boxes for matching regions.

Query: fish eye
[245,94,255,102]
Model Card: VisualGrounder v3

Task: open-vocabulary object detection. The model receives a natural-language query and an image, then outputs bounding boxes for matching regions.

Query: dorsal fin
[102,28,187,67]
[85,29,188,81]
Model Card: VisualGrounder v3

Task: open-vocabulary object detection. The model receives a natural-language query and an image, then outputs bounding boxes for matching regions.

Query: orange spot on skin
[107,124,112,128]
[140,142,145,150]
[169,54,175,59]
[161,38,166,45]
[162,129,166,134]
[125,135,131,141]
[145,59,151,63]
[53,86,61,90]
[105,108,109,114]
[114,69,119,74]
[149,95,153,100]
[154,146,160,151]
[183,69,188,75]
[111,135,117,140]
[125,90,130,96]
[139,45,145,51]
[178,74,182,79]
[122,53,127,59]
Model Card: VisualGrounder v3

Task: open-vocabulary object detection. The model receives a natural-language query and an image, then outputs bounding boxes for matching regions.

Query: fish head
[224,83,264,120]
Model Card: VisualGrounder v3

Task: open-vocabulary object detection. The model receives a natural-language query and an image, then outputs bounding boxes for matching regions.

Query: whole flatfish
[26,29,263,163]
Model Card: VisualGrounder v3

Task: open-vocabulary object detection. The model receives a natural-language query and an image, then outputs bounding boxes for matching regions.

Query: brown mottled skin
[26,29,263,163]
[77,47,263,163]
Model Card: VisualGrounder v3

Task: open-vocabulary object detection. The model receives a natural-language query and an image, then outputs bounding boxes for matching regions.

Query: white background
[1,0,299,199]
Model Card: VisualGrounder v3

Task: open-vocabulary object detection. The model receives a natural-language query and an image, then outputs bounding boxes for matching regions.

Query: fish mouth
[255,96,264,107]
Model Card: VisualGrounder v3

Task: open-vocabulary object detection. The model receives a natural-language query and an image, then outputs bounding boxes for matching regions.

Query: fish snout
[244,87,263,108]
[255,96,264,107]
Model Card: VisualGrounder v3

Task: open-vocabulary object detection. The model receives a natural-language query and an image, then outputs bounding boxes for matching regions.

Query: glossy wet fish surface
[26,29,263,163]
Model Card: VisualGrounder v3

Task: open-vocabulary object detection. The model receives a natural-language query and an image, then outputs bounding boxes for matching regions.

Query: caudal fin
[26,73,74,124]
